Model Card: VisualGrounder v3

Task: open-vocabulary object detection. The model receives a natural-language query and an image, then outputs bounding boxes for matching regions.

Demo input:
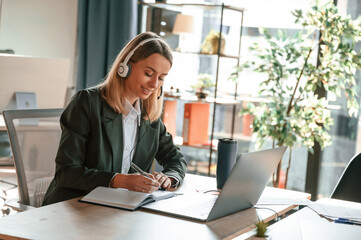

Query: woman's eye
[145,72,152,77]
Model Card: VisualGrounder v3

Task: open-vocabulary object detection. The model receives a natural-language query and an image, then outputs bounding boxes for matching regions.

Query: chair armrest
[5,198,36,212]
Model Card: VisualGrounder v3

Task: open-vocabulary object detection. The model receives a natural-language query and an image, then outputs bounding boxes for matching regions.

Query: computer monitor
[0,54,71,111]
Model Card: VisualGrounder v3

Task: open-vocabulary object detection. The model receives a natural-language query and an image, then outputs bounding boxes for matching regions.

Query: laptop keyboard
[178,195,217,217]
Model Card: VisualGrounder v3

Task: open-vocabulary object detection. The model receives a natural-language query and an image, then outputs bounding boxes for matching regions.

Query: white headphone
[117,37,165,78]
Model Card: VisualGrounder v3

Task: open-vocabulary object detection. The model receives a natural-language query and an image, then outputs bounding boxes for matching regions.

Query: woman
[43,32,187,205]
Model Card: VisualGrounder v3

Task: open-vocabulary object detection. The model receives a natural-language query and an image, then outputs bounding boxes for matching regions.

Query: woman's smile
[141,85,154,94]
[124,53,171,105]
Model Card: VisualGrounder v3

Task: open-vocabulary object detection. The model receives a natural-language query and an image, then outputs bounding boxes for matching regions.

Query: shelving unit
[138,1,245,176]
[172,50,241,59]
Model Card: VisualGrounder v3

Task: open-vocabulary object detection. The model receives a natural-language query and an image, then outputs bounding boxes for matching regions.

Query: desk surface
[246,198,361,240]
[0,174,309,240]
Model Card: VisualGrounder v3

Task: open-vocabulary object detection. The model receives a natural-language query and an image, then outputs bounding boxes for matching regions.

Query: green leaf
[231,0,361,163]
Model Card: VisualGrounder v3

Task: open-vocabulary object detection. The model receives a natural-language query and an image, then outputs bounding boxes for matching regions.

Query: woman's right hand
[110,173,160,193]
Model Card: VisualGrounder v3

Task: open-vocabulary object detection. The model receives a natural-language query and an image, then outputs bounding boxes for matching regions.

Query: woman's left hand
[154,172,173,190]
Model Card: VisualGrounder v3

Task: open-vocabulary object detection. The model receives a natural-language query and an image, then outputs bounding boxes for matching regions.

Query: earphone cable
[128,106,151,167]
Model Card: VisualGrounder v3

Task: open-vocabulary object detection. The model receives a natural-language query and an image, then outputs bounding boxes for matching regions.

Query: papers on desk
[301,200,361,240]
[256,196,310,206]
[256,190,361,224]
[300,220,361,240]
[256,187,311,206]
[307,198,361,222]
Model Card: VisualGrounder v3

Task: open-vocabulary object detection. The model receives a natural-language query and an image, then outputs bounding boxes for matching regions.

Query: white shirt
[121,99,141,174]
[111,99,179,188]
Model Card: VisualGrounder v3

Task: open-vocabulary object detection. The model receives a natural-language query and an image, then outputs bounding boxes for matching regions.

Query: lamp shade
[172,14,195,34]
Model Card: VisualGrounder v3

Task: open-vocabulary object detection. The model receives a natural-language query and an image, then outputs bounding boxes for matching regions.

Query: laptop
[142,146,287,222]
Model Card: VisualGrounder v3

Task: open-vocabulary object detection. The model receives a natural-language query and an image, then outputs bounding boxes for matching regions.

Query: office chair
[3,108,63,211]
[330,152,361,203]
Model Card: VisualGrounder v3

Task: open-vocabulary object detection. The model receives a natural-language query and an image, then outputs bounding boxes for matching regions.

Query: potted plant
[251,219,269,239]
[229,0,361,188]
[192,73,215,99]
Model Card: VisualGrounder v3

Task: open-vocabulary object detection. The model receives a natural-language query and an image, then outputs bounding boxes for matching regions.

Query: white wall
[225,0,315,29]
[0,0,78,87]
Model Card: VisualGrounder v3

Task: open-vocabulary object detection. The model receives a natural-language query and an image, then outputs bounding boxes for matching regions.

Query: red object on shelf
[278,169,286,189]
[242,113,254,136]
[182,102,210,145]
[163,100,177,137]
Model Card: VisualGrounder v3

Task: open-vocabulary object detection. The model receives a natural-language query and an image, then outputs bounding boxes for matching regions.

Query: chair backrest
[3,108,63,207]
[330,152,361,203]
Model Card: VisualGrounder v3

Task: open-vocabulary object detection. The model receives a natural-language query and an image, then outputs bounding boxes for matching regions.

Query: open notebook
[80,186,175,210]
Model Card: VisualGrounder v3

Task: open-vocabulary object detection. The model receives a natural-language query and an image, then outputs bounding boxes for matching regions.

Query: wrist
[169,176,179,188]
[110,173,127,188]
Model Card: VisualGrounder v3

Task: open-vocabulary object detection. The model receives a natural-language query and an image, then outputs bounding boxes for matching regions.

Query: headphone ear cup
[125,63,131,78]
[157,86,163,100]
[118,62,131,78]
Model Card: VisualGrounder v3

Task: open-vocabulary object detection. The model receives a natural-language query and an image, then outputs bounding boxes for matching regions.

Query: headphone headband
[122,37,164,66]
[118,37,165,78]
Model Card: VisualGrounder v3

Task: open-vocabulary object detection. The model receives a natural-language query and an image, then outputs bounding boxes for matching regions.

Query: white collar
[123,98,141,126]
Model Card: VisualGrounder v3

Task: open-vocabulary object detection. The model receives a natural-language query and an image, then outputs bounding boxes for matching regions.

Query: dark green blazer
[43,88,187,205]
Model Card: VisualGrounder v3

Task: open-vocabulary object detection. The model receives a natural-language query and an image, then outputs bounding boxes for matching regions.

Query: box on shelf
[162,100,177,137]
[182,102,210,146]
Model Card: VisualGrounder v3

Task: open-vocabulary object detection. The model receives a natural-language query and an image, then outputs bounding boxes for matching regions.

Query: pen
[130,162,152,180]
[130,162,166,191]
[334,218,361,226]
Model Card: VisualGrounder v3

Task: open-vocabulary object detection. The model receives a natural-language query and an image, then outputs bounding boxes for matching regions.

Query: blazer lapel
[101,101,123,172]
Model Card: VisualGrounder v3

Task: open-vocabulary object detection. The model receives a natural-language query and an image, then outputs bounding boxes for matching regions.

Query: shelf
[167,95,272,105]
[187,161,216,177]
[174,136,217,151]
[174,134,253,150]
[140,1,245,13]
[165,95,240,105]
[236,95,272,104]
[173,50,240,59]
[232,133,253,142]
[140,0,245,176]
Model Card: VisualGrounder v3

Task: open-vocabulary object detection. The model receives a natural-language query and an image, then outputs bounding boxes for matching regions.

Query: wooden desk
[0,174,309,240]
[244,198,361,240]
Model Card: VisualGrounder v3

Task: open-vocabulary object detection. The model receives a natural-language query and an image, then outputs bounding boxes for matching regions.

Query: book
[80,186,175,210]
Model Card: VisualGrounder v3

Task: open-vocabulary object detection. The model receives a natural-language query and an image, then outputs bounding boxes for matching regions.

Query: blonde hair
[99,32,173,122]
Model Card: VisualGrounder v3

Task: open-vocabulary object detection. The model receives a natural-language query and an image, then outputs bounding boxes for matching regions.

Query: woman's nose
[149,76,158,88]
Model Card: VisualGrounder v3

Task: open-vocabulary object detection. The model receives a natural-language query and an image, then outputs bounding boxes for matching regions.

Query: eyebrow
[145,66,168,76]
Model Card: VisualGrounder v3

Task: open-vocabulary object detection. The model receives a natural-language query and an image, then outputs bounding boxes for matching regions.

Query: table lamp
[172,13,195,52]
